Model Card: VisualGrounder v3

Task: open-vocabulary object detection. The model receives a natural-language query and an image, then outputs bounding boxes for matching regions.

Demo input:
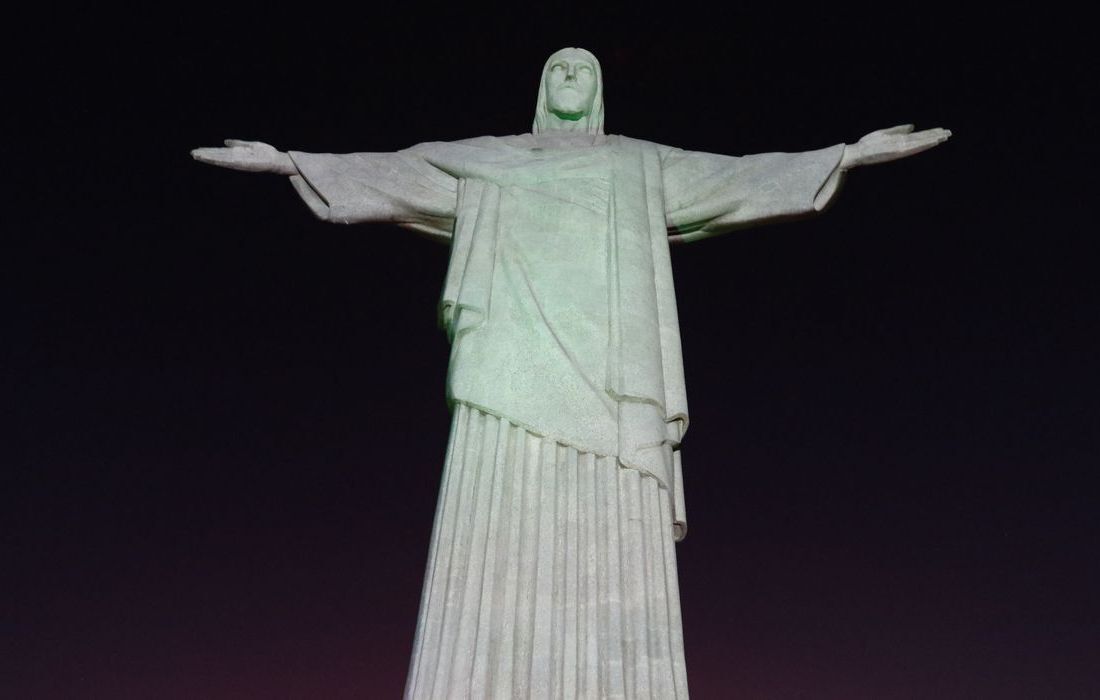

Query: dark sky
[5,7,1097,699]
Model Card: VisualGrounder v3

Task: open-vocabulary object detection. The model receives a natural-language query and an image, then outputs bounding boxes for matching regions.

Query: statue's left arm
[662,124,950,244]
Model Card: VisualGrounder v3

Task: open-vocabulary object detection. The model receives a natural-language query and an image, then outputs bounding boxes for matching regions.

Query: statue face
[544,51,598,120]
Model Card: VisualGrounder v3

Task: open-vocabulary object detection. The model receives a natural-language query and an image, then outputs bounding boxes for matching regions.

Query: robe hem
[448,397,688,540]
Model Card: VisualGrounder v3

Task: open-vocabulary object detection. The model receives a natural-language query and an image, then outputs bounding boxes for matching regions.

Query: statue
[193,47,950,699]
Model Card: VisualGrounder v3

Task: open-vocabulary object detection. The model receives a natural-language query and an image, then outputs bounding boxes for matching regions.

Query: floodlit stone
[193,46,949,699]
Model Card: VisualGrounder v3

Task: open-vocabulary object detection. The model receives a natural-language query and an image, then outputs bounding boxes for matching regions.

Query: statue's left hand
[190,140,297,175]
[841,124,952,169]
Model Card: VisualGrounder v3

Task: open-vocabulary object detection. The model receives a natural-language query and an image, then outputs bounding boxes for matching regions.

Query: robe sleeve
[287,143,459,240]
[660,143,846,243]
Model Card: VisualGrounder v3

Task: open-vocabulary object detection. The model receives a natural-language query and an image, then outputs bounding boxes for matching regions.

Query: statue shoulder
[610,134,669,153]
[451,134,535,149]
[613,133,641,145]
[397,135,531,162]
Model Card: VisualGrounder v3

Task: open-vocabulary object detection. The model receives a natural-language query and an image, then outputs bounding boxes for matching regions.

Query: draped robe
[287,132,844,698]
[287,133,845,541]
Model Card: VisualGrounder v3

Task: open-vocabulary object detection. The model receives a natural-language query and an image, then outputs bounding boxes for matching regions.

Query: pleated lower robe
[405,403,689,699]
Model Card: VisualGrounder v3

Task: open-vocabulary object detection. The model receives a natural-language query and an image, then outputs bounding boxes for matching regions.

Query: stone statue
[193,47,950,699]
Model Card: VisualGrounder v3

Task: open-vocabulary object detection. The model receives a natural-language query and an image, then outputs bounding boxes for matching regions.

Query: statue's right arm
[192,139,458,238]
[191,140,297,175]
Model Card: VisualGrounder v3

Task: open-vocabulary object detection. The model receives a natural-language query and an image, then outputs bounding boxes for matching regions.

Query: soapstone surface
[193,46,950,699]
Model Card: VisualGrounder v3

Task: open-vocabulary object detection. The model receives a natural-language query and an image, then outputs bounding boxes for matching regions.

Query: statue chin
[548,108,587,122]
[546,90,592,121]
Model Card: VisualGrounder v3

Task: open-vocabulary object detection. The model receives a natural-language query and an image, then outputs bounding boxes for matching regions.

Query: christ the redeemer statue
[193,47,950,699]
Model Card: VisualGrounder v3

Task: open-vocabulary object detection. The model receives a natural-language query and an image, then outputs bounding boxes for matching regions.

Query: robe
[288,133,843,698]
[287,133,845,542]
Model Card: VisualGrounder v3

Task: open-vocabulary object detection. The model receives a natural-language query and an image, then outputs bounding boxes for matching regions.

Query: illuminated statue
[193,47,949,699]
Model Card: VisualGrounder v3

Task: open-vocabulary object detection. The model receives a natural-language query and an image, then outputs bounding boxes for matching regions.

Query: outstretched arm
[191,140,296,175]
[840,124,951,169]
[806,124,950,222]
[190,139,458,238]
[662,123,951,244]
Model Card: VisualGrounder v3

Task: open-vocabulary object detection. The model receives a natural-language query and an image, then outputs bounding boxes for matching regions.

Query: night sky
[5,7,1097,699]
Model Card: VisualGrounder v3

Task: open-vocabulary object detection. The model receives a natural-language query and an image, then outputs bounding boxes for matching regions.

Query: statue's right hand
[190,140,296,175]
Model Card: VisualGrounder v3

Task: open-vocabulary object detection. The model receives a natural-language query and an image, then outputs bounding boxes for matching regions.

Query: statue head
[533,47,604,135]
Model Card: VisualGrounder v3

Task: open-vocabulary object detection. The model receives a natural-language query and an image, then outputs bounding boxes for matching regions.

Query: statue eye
[578,64,592,74]
[551,63,566,72]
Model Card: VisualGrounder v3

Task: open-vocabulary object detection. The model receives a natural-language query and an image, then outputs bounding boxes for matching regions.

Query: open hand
[841,125,952,169]
[190,140,296,175]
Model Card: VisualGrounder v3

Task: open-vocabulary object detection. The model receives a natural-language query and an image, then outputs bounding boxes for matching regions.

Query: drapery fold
[406,403,689,700]
[286,132,848,698]
[288,134,846,541]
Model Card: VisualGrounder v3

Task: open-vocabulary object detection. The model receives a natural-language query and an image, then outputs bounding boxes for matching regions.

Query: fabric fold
[406,404,689,700]
[288,134,847,542]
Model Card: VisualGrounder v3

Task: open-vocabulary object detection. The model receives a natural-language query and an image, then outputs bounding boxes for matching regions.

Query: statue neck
[543,112,592,133]
[532,130,605,148]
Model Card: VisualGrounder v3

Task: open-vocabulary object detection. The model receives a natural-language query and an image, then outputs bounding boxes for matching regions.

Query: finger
[191,147,227,162]
[887,135,947,160]
[879,124,915,135]
[906,129,952,149]
[913,127,952,142]
[224,139,255,148]
[899,140,942,158]
[191,147,249,169]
